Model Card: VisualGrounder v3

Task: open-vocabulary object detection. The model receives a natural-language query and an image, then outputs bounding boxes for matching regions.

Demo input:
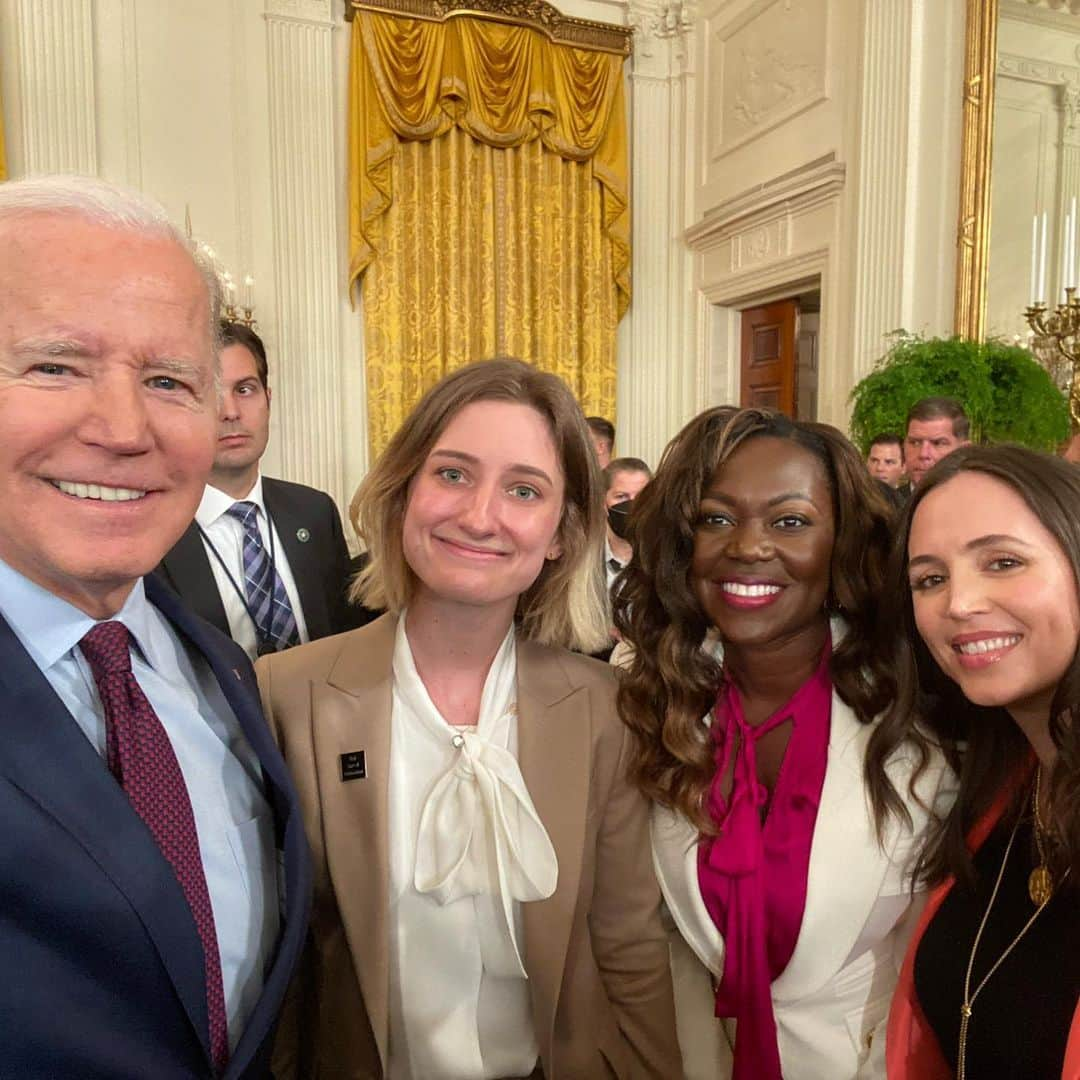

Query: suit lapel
[0,610,213,1067]
[318,613,395,1070]
[651,804,725,976]
[770,690,892,1003]
[147,579,314,1076]
[516,640,592,1057]
[156,522,231,637]
[264,479,331,640]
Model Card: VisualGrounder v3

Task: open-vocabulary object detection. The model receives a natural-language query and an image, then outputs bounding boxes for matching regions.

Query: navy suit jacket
[0,575,312,1078]
[156,477,365,644]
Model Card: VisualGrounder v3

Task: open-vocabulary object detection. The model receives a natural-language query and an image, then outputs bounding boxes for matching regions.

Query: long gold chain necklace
[1029,765,1055,905]
[956,772,1070,1080]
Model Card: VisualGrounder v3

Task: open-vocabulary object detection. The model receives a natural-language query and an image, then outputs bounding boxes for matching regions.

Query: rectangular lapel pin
[340,750,367,781]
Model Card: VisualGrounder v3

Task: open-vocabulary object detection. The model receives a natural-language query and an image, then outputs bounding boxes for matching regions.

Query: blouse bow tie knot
[414,726,558,978]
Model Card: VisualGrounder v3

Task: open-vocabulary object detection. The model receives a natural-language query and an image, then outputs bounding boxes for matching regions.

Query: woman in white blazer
[613,408,953,1080]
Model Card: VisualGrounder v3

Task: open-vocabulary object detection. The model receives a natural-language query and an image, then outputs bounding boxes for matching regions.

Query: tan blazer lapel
[315,614,396,1071]
[517,640,593,1057]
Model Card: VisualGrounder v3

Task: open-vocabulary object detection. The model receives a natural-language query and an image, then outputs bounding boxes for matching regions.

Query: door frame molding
[698,254,826,410]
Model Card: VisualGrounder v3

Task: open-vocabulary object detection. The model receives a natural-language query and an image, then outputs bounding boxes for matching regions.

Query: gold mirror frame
[954,0,999,341]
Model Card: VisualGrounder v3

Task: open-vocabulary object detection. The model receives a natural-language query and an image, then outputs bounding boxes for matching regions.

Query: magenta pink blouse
[697,641,833,1080]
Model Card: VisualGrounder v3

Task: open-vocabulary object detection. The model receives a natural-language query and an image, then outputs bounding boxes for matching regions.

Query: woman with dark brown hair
[883,444,1080,1079]
[615,407,952,1080]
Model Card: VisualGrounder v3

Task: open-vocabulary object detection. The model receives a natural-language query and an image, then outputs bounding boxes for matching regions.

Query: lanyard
[197,509,285,657]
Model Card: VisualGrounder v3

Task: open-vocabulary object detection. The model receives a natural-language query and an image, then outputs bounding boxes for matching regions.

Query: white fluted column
[11,0,97,173]
[622,0,698,466]
[263,0,347,511]
[849,1,915,375]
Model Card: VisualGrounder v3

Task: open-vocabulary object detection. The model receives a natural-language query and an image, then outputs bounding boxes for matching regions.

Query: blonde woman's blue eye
[438,467,465,483]
[511,485,539,500]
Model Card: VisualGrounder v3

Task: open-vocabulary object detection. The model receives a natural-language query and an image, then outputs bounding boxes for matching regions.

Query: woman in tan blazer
[258,359,679,1080]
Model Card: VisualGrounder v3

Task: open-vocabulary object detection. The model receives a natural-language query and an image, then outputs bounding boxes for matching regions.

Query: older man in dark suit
[0,174,310,1078]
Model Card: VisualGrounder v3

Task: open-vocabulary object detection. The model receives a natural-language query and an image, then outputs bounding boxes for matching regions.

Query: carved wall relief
[710,0,828,159]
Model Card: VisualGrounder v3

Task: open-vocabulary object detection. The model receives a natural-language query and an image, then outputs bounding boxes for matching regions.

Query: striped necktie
[226,500,300,654]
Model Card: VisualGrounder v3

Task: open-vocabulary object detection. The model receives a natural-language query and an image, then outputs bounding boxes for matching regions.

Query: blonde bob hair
[350,358,610,653]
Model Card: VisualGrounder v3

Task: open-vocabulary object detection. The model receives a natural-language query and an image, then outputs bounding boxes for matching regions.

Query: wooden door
[740,299,799,415]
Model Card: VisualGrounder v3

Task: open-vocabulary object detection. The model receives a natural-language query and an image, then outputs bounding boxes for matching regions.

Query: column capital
[1061,80,1080,142]
[627,0,694,75]
[264,0,335,27]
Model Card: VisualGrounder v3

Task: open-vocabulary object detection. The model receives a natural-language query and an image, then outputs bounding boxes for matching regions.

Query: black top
[914,812,1080,1079]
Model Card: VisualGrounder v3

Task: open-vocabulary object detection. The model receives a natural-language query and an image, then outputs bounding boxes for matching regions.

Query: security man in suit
[0,174,310,1077]
[157,322,363,660]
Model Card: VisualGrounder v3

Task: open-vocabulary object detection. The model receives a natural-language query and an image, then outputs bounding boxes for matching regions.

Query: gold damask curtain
[348,9,629,456]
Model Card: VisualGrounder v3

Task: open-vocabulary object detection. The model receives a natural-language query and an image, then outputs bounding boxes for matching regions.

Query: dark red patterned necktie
[80,621,229,1074]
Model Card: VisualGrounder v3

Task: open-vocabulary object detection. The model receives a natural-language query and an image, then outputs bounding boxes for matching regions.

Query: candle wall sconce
[1026,196,1080,432]
[184,206,258,330]
[1026,291,1080,432]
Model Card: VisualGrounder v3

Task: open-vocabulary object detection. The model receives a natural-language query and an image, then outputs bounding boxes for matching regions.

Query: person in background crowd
[260,359,680,1079]
[596,456,652,661]
[905,397,970,489]
[603,456,652,593]
[885,445,1080,1079]
[0,174,310,1077]
[157,322,361,660]
[867,433,906,488]
[615,406,952,1080]
[1059,431,1080,464]
[586,415,615,469]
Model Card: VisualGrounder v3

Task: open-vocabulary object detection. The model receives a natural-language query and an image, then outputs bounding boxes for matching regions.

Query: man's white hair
[0,174,223,349]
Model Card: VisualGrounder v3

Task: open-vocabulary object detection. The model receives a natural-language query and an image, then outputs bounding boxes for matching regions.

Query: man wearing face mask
[603,457,652,595]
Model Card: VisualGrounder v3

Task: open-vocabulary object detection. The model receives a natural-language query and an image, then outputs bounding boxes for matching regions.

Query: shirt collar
[0,556,160,672]
[196,472,265,528]
[604,538,624,570]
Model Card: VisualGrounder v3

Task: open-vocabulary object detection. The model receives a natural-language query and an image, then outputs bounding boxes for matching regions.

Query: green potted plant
[848,332,1069,453]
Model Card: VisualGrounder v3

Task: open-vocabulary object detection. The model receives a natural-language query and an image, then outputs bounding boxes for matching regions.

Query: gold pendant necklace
[956,782,1070,1080]
[1029,766,1055,906]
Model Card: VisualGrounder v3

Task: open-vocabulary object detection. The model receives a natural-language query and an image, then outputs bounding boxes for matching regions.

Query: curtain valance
[348,10,629,314]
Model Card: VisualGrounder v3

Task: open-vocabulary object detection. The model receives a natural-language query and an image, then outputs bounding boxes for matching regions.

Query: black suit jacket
[0,575,312,1078]
[156,477,364,645]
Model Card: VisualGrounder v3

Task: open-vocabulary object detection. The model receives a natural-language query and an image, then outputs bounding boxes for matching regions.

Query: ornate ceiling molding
[1002,0,1080,31]
[346,0,633,55]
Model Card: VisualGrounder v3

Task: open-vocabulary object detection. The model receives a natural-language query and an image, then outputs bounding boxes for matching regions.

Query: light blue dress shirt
[0,558,279,1051]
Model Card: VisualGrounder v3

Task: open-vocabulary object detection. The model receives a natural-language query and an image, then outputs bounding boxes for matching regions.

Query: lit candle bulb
[1071,196,1078,291]
[1038,212,1048,303]
[1063,204,1073,301]
[242,274,255,309]
[1031,214,1039,306]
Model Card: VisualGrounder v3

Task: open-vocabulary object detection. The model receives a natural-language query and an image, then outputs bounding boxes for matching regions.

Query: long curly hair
[614,407,922,836]
[880,444,1080,889]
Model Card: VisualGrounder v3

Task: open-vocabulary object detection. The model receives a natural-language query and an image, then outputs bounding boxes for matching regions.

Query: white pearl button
[451,733,465,749]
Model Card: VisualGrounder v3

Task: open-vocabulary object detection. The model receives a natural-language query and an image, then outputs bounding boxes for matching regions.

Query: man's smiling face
[0,211,217,616]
